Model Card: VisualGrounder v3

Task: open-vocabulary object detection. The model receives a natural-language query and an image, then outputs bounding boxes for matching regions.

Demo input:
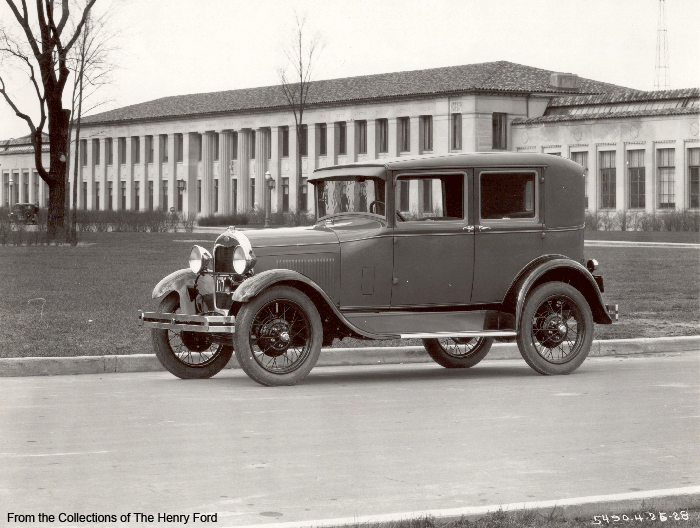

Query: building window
[357,121,367,155]
[399,180,409,212]
[148,181,153,210]
[177,180,185,211]
[134,181,140,210]
[298,177,307,211]
[657,148,675,209]
[377,119,388,154]
[106,139,113,165]
[196,134,202,162]
[93,140,100,165]
[628,150,645,209]
[214,179,219,213]
[162,181,168,211]
[80,139,87,166]
[147,136,154,163]
[213,134,219,161]
[570,151,589,209]
[420,116,433,152]
[250,130,256,159]
[120,180,126,209]
[232,132,238,160]
[95,181,100,210]
[599,151,616,209]
[197,180,201,212]
[422,179,433,212]
[337,122,346,156]
[3,173,8,207]
[82,182,87,210]
[299,125,308,157]
[399,117,410,152]
[133,137,140,164]
[318,124,327,156]
[282,127,289,157]
[161,135,169,162]
[250,177,255,207]
[108,181,113,210]
[232,179,237,214]
[176,134,183,163]
[492,113,507,150]
[689,148,700,208]
[451,113,462,150]
[282,177,289,212]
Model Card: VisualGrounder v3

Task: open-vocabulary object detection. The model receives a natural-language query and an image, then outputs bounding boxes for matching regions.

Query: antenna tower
[654,0,670,90]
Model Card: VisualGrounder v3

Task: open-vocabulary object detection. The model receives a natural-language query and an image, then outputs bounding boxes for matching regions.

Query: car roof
[309,152,580,181]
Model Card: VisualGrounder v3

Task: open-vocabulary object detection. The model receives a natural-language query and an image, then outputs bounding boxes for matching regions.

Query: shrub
[198,209,315,227]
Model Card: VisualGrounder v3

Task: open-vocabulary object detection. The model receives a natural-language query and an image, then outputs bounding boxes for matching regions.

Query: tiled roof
[512,87,699,125]
[548,88,699,107]
[0,133,50,155]
[82,61,630,125]
[512,106,699,125]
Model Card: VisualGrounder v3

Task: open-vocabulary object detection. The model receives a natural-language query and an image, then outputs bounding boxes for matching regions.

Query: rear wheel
[516,282,593,375]
[234,286,322,386]
[152,295,233,379]
[423,337,493,368]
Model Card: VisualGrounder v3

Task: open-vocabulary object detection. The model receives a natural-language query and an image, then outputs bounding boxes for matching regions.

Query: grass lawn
[0,230,697,358]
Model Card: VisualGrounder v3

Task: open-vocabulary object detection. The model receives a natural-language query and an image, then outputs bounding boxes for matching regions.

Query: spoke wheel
[423,337,493,368]
[152,294,233,379]
[235,286,322,386]
[517,282,593,375]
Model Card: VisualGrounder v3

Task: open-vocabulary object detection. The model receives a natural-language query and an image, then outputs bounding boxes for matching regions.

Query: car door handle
[463,225,475,232]
[477,226,491,231]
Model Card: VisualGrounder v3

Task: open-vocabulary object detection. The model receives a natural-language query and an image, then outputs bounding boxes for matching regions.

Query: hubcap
[250,300,311,374]
[531,297,583,364]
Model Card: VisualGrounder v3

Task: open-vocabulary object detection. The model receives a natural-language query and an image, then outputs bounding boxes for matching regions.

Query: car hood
[216,225,340,257]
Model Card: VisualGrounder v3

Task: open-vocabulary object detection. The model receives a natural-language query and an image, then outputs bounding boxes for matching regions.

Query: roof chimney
[550,73,580,90]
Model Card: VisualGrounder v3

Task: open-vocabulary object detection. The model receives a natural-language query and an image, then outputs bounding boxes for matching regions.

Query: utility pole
[654,0,670,90]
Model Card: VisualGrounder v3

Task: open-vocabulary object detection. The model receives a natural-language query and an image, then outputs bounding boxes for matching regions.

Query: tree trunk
[45,106,71,241]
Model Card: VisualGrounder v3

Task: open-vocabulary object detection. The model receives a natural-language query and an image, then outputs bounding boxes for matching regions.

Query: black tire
[234,286,322,386]
[423,337,493,368]
[516,281,594,375]
[152,294,233,379]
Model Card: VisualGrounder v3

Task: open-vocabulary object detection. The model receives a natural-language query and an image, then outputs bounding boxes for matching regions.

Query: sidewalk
[1,336,698,377]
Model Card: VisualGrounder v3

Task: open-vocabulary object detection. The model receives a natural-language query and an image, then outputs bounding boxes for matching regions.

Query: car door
[471,168,544,304]
[391,171,474,307]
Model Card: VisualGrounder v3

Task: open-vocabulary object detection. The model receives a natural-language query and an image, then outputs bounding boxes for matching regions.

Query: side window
[395,174,464,220]
[480,171,538,223]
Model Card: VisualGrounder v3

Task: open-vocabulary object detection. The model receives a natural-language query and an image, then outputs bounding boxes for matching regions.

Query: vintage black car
[139,152,617,386]
[8,203,39,224]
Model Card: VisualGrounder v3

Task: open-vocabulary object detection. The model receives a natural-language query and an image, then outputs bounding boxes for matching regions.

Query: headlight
[189,245,212,274]
[586,259,599,273]
[233,245,248,274]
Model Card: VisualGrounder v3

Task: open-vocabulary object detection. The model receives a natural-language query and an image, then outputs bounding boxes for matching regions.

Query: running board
[343,309,515,338]
[399,330,517,339]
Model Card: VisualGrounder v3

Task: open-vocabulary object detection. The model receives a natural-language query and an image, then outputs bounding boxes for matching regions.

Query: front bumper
[138,311,236,333]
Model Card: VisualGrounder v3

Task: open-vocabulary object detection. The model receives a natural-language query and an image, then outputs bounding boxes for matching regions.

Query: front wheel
[152,295,233,379]
[516,282,594,375]
[423,337,493,368]
[234,286,322,386]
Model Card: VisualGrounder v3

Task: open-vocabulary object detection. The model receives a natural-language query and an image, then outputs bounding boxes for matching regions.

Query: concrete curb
[1,336,697,378]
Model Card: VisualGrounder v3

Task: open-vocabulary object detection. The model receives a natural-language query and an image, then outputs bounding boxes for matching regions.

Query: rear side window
[480,171,537,221]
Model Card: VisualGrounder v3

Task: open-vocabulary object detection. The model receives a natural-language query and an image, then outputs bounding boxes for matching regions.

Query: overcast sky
[1,0,698,141]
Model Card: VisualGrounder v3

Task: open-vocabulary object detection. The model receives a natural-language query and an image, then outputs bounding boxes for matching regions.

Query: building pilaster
[388,118,398,157]
[269,127,280,212]
[237,130,250,212]
[201,132,214,216]
[218,131,232,215]
[98,138,107,210]
[139,135,147,211]
[152,135,162,211]
[346,120,357,163]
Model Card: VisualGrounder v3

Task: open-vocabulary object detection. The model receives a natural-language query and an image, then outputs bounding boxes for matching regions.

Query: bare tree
[0,0,98,240]
[278,14,322,212]
[66,8,117,243]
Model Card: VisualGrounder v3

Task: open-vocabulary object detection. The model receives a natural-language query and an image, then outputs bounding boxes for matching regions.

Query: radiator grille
[214,245,235,273]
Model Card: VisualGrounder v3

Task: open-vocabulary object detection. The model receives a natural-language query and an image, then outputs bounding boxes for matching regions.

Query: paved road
[1,353,698,527]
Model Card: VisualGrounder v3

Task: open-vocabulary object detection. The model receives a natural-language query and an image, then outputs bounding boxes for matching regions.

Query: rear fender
[505,257,612,329]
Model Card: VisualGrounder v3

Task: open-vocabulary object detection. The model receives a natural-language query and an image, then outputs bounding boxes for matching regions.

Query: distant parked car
[139,152,618,386]
[9,203,39,224]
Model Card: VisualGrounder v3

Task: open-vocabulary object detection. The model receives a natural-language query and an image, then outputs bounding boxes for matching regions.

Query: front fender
[232,269,333,304]
[152,268,210,316]
[507,257,612,329]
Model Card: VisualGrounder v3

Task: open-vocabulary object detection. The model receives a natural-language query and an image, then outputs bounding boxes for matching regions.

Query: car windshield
[315,177,386,219]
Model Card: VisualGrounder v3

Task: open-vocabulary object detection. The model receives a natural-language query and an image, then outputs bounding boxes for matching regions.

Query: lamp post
[264,171,274,228]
